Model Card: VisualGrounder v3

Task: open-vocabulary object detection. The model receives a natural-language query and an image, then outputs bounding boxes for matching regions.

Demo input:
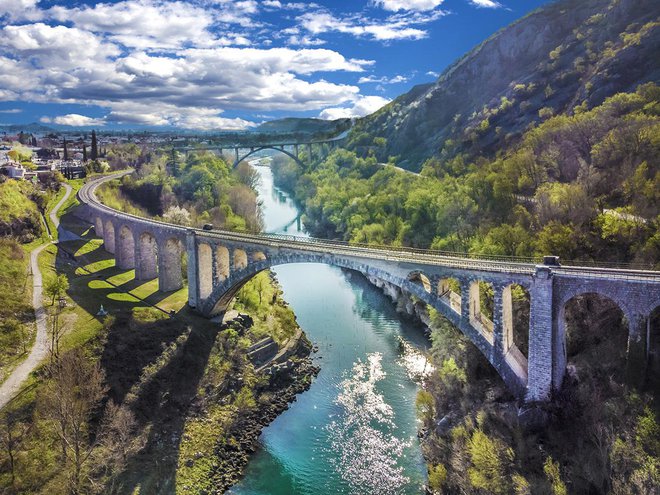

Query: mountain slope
[256,117,350,136]
[349,0,660,170]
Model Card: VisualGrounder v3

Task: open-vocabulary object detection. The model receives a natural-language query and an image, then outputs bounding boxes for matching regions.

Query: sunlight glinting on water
[230,162,429,495]
[326,353,411,495]
[396,338,435,383]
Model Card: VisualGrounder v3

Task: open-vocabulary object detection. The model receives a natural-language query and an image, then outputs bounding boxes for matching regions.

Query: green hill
[348,0,660,170]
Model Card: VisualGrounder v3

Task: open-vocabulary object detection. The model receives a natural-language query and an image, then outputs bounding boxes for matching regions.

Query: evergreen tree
[169,148,179,177]
[91,130,98,160]
[82,144,87,162]
[63,138,68,161]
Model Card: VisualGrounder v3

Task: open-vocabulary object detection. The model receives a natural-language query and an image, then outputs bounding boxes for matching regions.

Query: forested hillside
[348,0,660,171]
[271,32,660,490]
[275,84,659,267]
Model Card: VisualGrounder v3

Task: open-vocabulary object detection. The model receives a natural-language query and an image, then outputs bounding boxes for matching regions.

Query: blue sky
[0,0,550,130]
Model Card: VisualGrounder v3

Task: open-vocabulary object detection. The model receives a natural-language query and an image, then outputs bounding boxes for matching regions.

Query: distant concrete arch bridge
[173,132,347,168]
[78,172,660,404]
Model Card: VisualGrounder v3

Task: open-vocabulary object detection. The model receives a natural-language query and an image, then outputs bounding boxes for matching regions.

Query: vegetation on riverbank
[271,84,660,493]
[273,84,659,268]
[100,150,263,232]
[0,239,33,384]
[416,302,659,494]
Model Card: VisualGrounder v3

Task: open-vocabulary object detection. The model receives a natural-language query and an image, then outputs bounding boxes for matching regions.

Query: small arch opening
[198,243,213,299]
[95,217,104,237]
[252,251,267,262]
[117,225,135,269]
[233,248,248,271]
[408,271,432,293]
[104,220,115,253]
[502,284,529,380]
[159,237,185,292]
[469,281,494,342]
[437,277,462,315]
[137,231,158,280]
[215,245,230,282]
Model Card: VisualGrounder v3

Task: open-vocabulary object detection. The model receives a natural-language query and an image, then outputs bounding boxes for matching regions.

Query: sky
[0,0,551,130]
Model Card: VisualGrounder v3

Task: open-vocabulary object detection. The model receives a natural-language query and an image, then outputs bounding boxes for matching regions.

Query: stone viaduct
[78,172,660,404]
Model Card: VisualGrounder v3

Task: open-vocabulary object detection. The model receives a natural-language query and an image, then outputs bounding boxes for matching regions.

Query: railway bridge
[78,172,660,404]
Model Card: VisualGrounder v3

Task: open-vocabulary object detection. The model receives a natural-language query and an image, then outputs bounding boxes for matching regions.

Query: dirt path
[0,183,74,410]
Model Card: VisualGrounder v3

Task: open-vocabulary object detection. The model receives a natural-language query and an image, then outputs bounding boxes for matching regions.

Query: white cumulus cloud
[358,74,408,84]
[319,95,390,120]
[0,0,449,129]
[372,0,444,12]
[469,0,503,8]
[40,114,107,126]
[298,9,445,42]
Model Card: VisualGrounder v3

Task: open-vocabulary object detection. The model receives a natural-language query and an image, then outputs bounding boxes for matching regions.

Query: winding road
[0,183,75,410]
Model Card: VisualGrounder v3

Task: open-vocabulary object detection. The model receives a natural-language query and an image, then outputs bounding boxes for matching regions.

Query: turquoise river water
[228,164,430,495]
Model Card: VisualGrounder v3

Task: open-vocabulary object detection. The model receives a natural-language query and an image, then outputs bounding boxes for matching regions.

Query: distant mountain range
[0,123,56,134]
[348,0,660,170]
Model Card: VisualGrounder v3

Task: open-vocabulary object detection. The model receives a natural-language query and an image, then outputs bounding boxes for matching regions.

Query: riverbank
[200,317,320,492]
[88,167,324,493]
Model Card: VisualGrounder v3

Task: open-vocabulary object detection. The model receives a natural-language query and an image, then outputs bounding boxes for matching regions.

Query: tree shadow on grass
[52,208,221,494]
[103,309,219,495]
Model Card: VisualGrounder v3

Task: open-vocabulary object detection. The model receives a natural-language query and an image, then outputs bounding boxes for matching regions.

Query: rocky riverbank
[210,355,320,492]
[180,314,321,494]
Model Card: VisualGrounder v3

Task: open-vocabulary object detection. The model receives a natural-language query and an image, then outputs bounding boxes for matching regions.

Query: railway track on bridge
[78,171,660,283]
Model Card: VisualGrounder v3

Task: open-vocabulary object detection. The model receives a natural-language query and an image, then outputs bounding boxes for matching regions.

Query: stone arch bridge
[78,172,660,404]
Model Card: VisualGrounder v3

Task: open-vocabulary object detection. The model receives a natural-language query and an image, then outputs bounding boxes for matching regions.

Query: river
[228,163,430,495]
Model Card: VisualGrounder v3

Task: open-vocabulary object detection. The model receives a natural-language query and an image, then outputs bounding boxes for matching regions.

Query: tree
[82,144,87,162]
[416,389,435,427]
[49,304,67,363]
[428,463,448,493]
[236,161,259,189]
[91,130,98,160]
[234,386,256,414]
[162,205,191,226]
[63,138,68,161]
[467,429,514,494]
[39,349,107,493]
[0,412,30,487]
[44,274,69,305]
[543,457,567,495]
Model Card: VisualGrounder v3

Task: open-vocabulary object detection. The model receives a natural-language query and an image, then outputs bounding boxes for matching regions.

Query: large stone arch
[555,285,634,324]
[103,219,115,254]
[199,254,525,397]
[159,237,185,292]
[135,231,158,280]
[94,216,104,237]
[233,146,305,169]
[116,225,136,270]
[553,288,632,389]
